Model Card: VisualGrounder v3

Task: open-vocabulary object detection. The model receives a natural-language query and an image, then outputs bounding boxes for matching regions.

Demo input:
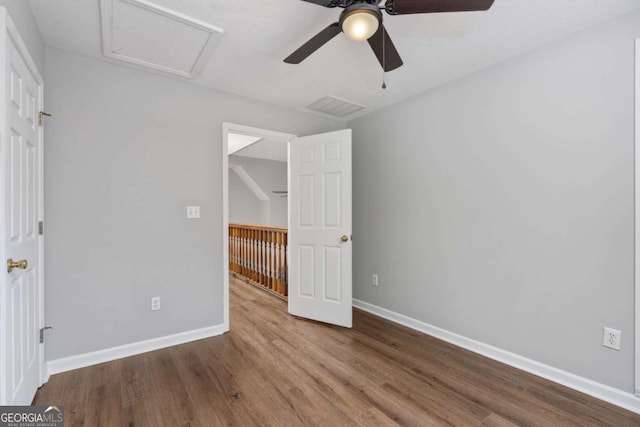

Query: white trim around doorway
[635,38,640,397]
[222,123,295,332]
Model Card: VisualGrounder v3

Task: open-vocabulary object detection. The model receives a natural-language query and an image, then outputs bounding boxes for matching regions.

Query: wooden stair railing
[229,223,288,299]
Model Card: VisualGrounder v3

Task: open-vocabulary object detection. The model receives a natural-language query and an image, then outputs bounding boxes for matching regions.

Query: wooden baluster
[233,226,237,273]
[258,230,264,286]
[274,231,279,291]
[263,230,269,288]
[254,228,259,283]
[263,230,268,289]
[245,228,250,280]
[250,228,254,279]
[253,229,260,284]
[272,231,278,294]
[260,229,265,286]
[267,231,273,290]
[235,226,240,274]
[268,231,272,288]
[236,226,241,276]
[240,228,244,276]
[247,228,252,281]
[253,228,258,284]
[249,229,256,281]
[230,226,235,273]
[238,227,242,276]
[235,226,240,275]
[276,231,284,294]
[273,231,278,291]
[228,226,232,273]
[242,227,247,278]
[233,226,239,274]
[256,228,261,285]
[282,230,288,297]
[235,227,239,273]
[266,231,271,288]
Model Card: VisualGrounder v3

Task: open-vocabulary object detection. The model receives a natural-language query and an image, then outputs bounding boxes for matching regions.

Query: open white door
[0,8,45,405]
[288,129,352,328]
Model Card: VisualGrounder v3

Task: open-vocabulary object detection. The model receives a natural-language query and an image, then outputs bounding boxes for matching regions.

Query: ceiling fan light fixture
[340,6,381,41]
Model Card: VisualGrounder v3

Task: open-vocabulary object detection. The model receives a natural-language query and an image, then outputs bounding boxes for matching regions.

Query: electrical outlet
[372,274,379,286]
[151,296,161,311]
[603,327,621,350]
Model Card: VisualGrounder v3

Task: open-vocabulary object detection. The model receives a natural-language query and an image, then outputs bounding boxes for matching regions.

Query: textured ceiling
[29,0,640,120]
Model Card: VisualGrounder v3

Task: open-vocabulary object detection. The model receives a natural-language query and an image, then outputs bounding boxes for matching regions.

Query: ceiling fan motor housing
[322,0,382,8]
[339,3,383,25]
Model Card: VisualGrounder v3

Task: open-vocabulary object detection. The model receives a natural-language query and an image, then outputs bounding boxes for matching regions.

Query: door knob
[340,235,349,243]
[7,258,28,273]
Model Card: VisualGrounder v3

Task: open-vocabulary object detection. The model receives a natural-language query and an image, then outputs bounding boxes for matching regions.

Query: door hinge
[39,326,52,344]
[39,111,52,127]
[39,221,44,235]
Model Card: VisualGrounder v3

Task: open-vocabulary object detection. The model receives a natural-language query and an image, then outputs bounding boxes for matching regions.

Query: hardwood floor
[35,276,640,426]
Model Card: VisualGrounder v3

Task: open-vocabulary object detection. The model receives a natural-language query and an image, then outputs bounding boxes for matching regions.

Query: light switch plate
[187,206,200,219]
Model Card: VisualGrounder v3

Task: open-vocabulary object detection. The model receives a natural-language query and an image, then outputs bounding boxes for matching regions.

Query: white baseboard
[47,324,225,376]
[353,299,640,415]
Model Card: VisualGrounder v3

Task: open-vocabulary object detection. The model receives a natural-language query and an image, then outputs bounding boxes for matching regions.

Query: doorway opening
[222,123,296,331]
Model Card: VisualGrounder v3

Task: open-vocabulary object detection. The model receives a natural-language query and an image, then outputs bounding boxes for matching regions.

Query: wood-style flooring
[34,276,640,426]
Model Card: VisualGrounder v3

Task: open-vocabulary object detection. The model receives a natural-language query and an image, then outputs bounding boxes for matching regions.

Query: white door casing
[0,8,45,405]
[222,123,296,332]
[288,129,352,328]
[635,38,640,397]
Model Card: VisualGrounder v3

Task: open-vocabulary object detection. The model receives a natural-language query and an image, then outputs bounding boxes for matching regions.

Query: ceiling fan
[284,0,495,72]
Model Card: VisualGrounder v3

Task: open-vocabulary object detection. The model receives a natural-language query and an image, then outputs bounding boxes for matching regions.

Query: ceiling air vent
[306,96,365,118]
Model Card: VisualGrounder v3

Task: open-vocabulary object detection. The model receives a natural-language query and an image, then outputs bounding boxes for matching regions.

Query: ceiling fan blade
[284,22,342,64]
[385,0,495,15]
[367,24,403,72]
[301,0,337,6]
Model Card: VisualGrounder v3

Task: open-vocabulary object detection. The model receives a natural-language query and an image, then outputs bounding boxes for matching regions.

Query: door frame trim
[222,123,295,331]
[635,38,639,397]
[0,6,45,404]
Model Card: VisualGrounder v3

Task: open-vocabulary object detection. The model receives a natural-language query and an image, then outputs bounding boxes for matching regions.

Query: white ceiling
[233,138,288,163]
[228,133,262,155]
[28,0,640,120]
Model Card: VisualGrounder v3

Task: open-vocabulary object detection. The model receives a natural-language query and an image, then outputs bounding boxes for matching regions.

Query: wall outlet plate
[603,327,621,350]
[372,274,379,286]
[186,206,200,219]
[151,296,161,311]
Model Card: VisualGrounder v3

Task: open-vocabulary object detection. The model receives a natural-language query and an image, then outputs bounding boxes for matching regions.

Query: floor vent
[306,96,365,118]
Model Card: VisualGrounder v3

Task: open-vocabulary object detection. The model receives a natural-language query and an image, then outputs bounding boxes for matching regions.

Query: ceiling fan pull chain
[382,25,387,89]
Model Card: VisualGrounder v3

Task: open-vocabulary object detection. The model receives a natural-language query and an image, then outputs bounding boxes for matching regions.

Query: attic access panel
[100,0,223,78]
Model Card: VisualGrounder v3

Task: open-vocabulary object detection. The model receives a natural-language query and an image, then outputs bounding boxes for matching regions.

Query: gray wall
[348,10,640,393]
[0,0,44,75]
[228,168,266,226]
[229,155,288,227]
[44,47,342,360]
